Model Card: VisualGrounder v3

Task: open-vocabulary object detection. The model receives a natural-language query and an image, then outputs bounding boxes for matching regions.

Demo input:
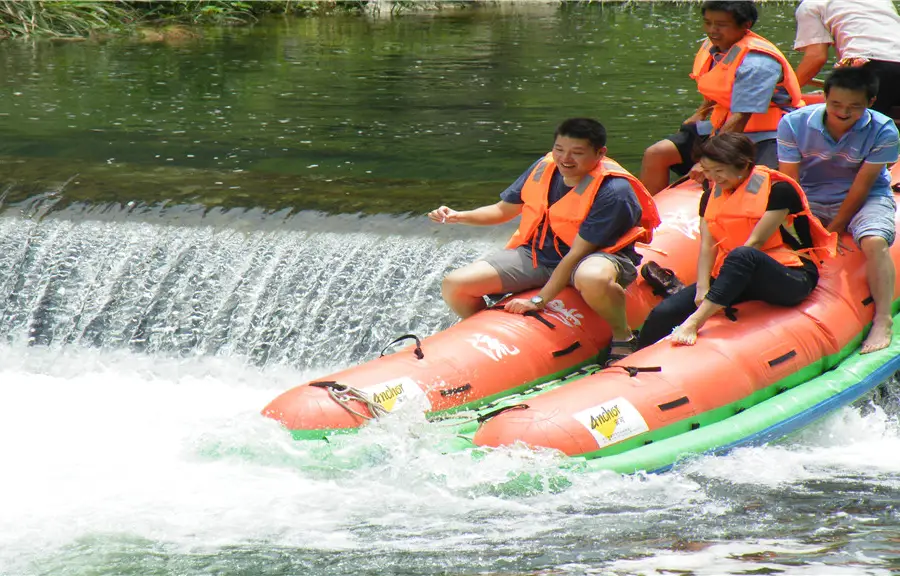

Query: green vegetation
[0,1,134,38]
[0,1,804,39]
[0,1,454,38]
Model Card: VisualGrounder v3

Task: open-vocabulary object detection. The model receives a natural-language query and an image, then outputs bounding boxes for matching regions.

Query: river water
[1,3,899,575]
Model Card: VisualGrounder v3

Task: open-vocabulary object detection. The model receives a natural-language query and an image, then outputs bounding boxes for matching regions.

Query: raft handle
[552,341,582,358]
[380,334,424,360]
[476,403,529,424]
[607,365,662,378]
[309,380,343,391]
[486,303,556,330]
[524,310,556,330]
[658,396,690,411]
[768,350,797,367]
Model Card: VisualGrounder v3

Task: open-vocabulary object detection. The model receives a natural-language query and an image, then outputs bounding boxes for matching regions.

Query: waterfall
[0,200,504,370]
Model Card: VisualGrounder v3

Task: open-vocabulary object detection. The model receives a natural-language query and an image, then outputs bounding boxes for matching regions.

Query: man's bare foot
[860,316,893,354]
[669,322,699,346]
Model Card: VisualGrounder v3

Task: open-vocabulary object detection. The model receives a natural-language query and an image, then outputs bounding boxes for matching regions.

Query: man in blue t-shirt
[428,118,647,360]
[778,66,900,353]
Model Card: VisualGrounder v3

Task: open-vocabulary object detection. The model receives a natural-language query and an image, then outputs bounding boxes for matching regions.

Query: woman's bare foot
[860,316,893,354]
[669,322,699,346]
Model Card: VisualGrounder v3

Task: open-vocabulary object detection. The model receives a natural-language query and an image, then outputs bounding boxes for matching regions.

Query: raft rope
[435,403,529,427]
[434,364,603,428]
[309,381,389,420]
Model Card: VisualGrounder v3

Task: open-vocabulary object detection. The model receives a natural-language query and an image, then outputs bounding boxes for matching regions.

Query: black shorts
[666,124,778,176]
[863,60,900,117]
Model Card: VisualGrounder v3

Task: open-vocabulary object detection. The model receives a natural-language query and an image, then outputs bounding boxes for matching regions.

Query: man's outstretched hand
[428,206,461,224]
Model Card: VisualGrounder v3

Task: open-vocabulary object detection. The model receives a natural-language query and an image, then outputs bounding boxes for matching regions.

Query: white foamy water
[0,344,898,576]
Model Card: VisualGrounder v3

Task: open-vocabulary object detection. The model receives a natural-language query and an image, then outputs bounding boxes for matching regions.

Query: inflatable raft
[264,161,900,475]
[464,164,900,471]
[263,179,706,439]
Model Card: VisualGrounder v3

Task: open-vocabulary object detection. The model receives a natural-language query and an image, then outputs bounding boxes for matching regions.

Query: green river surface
[1,3,899,576]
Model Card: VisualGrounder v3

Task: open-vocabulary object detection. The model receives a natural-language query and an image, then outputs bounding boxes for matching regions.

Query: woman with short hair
[638,132,836,347]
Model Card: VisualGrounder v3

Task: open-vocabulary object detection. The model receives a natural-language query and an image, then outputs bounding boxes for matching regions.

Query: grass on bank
[0,1,454,38]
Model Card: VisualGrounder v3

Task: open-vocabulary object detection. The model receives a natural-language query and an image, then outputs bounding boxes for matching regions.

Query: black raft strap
[487,302,556,330]
[524,310,556,329]
[380,334,424,359]
[606,365,663,378]
[309,380,345,391]
[658,396,690,411]
[768,350,797,367]
[724,306,739,322]
[439,383,472,397]
[552,341,582,358]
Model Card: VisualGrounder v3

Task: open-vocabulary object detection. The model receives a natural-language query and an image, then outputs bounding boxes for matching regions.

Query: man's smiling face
[551,135,604,184]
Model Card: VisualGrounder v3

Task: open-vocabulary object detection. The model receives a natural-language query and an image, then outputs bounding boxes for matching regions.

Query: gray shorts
[481,245,639,294]
[809,195,897,246]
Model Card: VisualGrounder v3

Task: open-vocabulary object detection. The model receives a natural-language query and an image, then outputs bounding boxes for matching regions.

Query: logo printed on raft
[573,397,650,447]
[589,404,621,439]
[544,299,584,327]
[372,383,404,405]
[364,376,429,412]
[466,333,521,362]
[659,210,701,239]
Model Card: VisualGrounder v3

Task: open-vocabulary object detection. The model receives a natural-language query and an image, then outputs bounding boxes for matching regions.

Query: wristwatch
[529,295,545,309]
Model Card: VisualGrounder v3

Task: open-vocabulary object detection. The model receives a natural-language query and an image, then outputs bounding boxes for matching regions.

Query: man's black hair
[700,1,758,27]
[554,118,607,150]
[824,66,880,102]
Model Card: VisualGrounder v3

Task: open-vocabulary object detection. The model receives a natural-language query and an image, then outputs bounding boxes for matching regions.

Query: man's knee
[441,262,501,299]
[642,139,681,168]
[441,269,466,296]
[859,235,892,259]
[573,258,620,296]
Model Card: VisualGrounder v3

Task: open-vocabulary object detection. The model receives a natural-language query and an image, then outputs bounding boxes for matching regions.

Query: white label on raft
[364,377,430,412]
[574,397,650,448]
[544,300,584,328]
[466,333,521,362]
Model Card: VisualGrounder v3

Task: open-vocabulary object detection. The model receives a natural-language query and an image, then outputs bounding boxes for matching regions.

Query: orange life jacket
[704,165,837,276]
[690,31,804,134]
[506,153,661,267]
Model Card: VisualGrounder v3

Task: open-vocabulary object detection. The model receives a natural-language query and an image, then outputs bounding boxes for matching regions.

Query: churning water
[0,204,898,576]
[1,3,899,574]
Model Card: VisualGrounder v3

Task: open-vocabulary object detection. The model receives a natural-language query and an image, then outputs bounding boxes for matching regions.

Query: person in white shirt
[793,0,900,117]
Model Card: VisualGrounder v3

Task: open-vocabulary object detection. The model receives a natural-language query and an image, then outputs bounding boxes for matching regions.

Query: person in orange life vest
[637,132,836,348]
[428,118,660,361]
[639,0,804,195]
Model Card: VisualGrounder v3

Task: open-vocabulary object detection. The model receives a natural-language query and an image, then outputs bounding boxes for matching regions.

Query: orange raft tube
[263,180,706,439]
[473,165,900,460]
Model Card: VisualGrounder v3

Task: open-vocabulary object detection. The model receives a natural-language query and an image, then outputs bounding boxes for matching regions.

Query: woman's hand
[688,162,707,184]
